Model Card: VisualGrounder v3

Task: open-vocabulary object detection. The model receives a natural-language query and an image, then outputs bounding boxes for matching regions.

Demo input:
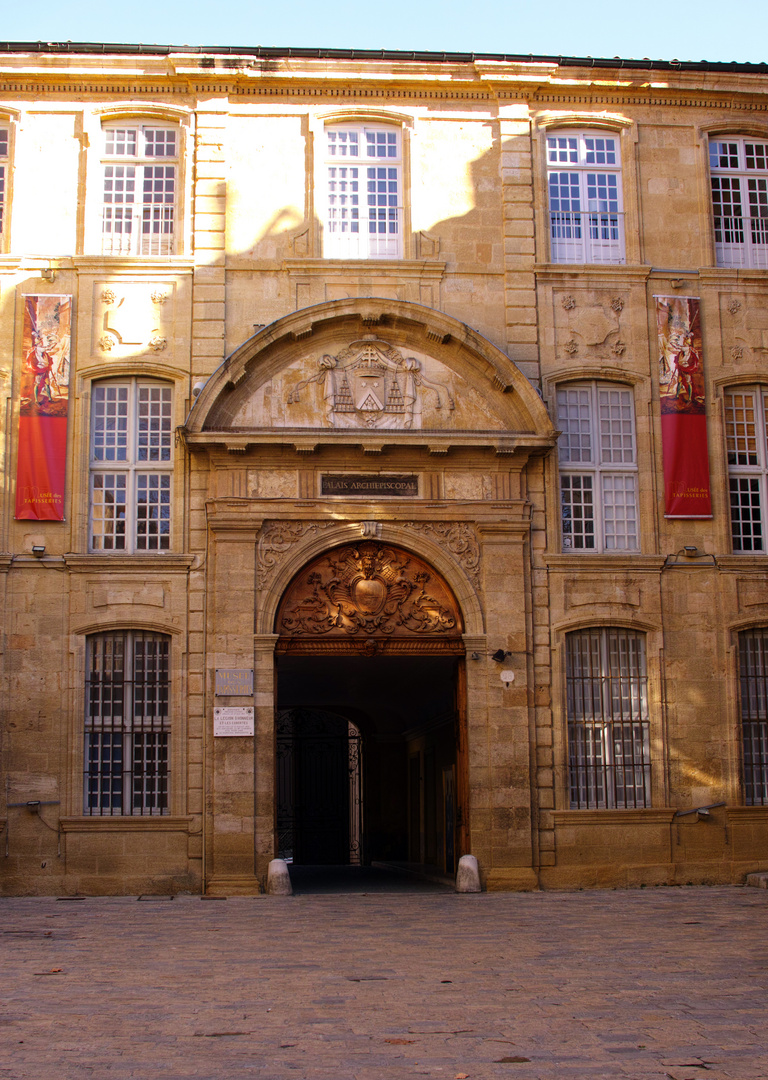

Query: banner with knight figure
[15,294,72,520]
[655,295,713,518]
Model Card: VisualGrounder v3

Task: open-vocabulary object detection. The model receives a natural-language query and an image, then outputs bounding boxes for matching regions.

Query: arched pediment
[183,300,555,452]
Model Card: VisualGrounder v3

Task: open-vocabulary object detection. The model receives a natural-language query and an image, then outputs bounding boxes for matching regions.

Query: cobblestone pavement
[1,882,767,1080]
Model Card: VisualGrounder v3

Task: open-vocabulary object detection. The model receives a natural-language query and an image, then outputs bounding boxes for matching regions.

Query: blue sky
[1,0,766,65]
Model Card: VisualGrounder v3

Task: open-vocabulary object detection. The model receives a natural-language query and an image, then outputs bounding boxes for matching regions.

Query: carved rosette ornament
[101,288,117,305]
[276,542,462,645]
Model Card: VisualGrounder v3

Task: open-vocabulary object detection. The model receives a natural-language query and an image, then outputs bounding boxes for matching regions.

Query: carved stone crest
[287,339,454,430]
[276,542,462,639]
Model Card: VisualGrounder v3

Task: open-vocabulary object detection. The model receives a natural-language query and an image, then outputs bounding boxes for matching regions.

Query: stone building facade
[1,44,768,894]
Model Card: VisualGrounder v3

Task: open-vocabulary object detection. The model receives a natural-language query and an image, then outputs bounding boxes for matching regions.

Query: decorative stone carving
[99,333,117,352]
[731,345,745,361]
[148,336,168,352]
[287,339,454,430]
[728,298,742,314]
[150,290,168,305]
[404,521,481,587]
[611,297,624,312]
[256,521,333,591]
[100,288,117,305]
[561,295,576,310]
[611,340,626,356]
[276,542,461,638]
[563,339,578,355]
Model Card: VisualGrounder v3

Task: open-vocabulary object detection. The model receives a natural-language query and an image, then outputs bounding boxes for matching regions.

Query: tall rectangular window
[89,380,172,552]
[566,628,651,809]
[324,124,402,259]
[102,125,177,256]
[547,131,625,264]
[725,386,768,552]
[558,383,638,552]
[84,631,170,816]
[710,138,768,269]
[739,629,768,805]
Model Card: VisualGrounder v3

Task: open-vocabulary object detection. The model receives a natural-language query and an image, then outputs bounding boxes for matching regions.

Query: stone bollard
[267,858,293,896]
[455,854,481,893]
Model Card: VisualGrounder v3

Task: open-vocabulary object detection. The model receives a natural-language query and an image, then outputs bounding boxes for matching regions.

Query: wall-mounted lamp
[192,379,207,398]
[41,267,56,282]
[31,545,46,557]
[500,669,515,689]
[682,545,701,557]
[491,649,510,663]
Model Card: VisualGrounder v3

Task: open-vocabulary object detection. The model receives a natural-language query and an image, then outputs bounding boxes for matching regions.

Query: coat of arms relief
[287,339,454,429]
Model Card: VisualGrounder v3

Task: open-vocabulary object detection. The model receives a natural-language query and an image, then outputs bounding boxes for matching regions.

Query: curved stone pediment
[184,300,555,445]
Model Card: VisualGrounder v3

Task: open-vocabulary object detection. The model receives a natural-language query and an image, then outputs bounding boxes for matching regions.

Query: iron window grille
[101,125,177,256]
[557,382,639,553]
[725,386,768,552]
[84,631,170,816]
[324,124,403,259]
[566,627,651,809]
[89,379,172,553]
[710,138,768,269]
[738,629,768,805]
[547,131,625,264]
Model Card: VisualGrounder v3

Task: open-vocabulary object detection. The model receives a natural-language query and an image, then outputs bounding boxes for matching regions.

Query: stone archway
[274,540,468,873]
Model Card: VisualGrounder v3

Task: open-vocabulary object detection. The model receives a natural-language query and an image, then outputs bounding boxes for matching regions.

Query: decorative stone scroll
[286,339,454,430]
[276,542,462,640]
[256,520,333,592]
[403,521,481,588]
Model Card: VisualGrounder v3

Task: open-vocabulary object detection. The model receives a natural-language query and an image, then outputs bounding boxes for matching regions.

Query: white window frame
[557,382,639,553]
[0,124,8,245]
[101,123,178,256]
[709,137,768,269]
[565,627,651,809]
[84,630,170,816]
[89,379,173,553]
[725,385,768,553]
[547,130,625,264]
[323,122,403,259]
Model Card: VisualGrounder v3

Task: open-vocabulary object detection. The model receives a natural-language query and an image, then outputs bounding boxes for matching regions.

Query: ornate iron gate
[276,708,363,865]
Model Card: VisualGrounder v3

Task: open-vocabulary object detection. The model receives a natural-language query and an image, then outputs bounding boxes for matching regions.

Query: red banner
[15,295,71,521]
[655,295,712,519]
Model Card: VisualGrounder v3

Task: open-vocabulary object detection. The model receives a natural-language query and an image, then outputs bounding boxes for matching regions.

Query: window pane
[566,628,650,809]
[557,388,592,463]
[144,129,176,157]
[598,388,635,464]
[135,474,171,551]
[739,630,768,805]
[137,386,173,462]
[561,474,595,550]
[730,476,763,551]
[725,391,758,465]
[92,385,129,462]
[90,473,127,551]
[105,128,137,156]
[601,474,638,551]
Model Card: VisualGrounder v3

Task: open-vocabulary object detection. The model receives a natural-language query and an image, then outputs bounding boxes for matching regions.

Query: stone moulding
[402,521,481,588]
[256,521,333,592]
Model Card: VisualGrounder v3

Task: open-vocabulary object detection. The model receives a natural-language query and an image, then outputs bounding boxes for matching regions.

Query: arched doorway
[274,540,467,874]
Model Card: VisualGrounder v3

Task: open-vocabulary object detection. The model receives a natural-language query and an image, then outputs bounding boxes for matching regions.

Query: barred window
[725,386,768,552]
[101,124,177,256]
[710,137,768,269]
[324,123,402,259]
[547,130,625,264]
[739,629,768,805]
[89,379,172,553]
[566,628,651,809]
[558,382,639,552]
[84,631,170,816]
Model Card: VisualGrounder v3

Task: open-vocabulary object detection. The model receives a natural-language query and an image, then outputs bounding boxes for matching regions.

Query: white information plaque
[214,707,255,737]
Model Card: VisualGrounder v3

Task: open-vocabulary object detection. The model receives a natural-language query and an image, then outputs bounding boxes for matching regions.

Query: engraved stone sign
[214,707,255,737]
[321,474,418,497]
[215,669,254,696]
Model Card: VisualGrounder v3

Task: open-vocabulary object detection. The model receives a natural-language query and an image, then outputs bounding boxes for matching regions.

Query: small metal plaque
[321,474,418,497]
[214,707,255,737]
[215,668,254,696]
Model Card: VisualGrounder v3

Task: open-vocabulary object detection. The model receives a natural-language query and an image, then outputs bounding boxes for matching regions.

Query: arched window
[557,382,639,552]
[709,137,768,269]
[84,630,171,816]
[89,379,173,553]
[101,122,178,256]
[546,130,624,264]
[565,627,651,809]
[323,122,403,259]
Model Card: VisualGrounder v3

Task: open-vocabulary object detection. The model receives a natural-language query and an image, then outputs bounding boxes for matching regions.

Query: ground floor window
[565,627,651,808]
[84,630,170,815]
[739,628,768,805]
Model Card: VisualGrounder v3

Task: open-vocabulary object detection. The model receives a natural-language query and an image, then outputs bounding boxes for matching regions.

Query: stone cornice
[63,554,197,573]
[181,430,555,456]
[544,554,667,570]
